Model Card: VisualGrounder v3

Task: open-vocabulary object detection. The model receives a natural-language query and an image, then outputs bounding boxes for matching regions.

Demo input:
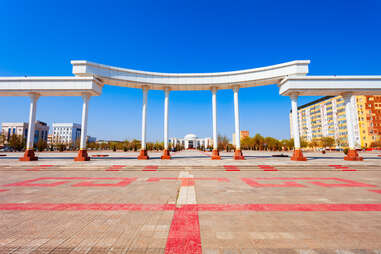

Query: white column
[79,94,90,150]
[343,94,355,149]
[211,87,218,150]
[164,88,169,150]
[26,94,39,150]
[233,87,241,150]
[141,87,148,150]
[290,94,301,149]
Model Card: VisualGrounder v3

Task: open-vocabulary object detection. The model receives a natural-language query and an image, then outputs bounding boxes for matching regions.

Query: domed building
[169,134,213,149]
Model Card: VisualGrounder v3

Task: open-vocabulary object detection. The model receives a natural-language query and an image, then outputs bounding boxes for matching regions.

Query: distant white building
[169,134,213,149]
[1,121,49,144]
[52,123,81,144]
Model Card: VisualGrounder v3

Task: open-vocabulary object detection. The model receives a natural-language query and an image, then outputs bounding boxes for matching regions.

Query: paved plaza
[0,150,381,253]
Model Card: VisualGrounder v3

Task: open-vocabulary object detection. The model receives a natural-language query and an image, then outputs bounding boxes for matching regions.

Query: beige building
[232,130,249,146]
[290,95,381,148]
[1,121,49,144]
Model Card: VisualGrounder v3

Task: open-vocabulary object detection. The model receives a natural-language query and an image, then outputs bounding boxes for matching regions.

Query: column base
[291,149,307,161]
[74,149,90,161]
[234,149,245,160]
[138,149,149,160]
[211,149,221,160]
[19,149,38,161]
[161,149,171,160]
[344,149,363,161]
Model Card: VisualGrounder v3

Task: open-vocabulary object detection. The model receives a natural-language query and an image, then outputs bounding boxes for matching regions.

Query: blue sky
[1,0,380,141]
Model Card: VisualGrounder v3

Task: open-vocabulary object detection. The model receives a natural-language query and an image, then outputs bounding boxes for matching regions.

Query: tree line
[1,133,380,152]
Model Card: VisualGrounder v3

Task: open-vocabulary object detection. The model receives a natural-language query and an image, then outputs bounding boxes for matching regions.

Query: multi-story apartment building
[232,130,250,146]
[1,121,49,144]
[290,95,381,148]
[52,123,81,144]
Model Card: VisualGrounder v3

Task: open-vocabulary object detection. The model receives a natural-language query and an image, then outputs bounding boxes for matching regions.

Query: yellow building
[232,130,249,146]
[290,95,381,148]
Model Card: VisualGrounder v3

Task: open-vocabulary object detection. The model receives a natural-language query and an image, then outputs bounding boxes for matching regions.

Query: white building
[169,134,213,149]
[52,123,81,144]
[1,121,49,144]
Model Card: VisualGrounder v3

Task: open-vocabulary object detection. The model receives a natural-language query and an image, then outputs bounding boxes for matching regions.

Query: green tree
[36,139,48,152]
[217,134,230,151]
[321,137,335,148]
[8,135,25,151]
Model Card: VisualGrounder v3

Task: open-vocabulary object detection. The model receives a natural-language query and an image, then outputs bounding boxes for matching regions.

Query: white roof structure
[0,76,103,96]
[71,60,310,91]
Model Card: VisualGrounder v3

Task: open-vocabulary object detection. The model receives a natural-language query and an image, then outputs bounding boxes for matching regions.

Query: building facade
[232,130,249,146]
[169,134,213,149]
[290,95,381,148]
[1,121,49,144]
[52,123,81,144]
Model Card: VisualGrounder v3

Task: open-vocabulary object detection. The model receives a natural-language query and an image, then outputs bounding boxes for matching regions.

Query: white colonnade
[289,94,306,161]
[74,94,91,161]
[161,88,171,159]
[233,87,244,160]
[211,87,221,159]
[343,94,363,161]
[20,93,40,161]
[138,87,149,159]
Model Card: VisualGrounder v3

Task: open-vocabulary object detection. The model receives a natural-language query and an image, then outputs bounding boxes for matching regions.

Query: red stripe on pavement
[181,179,195,186]
[165,206,202,254]
[342,169,357,171]
[196,203,381,211]
[369,190,381,194]
[258,165,278,171]
[143,166,158,171]
[224,165,240,171]
[0,189,9,192]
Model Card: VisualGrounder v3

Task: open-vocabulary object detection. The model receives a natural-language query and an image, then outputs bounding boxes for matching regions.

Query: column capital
[341,92,353,101]
[82,93,91,102]
[232,85,240,92]
[164,87,170,93]
[29,93,40,102]
[142,85,149,91]
[210,86,218,93]
[289,93,299,100]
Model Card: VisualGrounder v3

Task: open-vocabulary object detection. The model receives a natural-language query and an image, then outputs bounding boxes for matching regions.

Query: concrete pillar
[343,94,363,161]
[75,94,91,161]
[138,87,149,159]
[233,87,244,160]
[161,88,171,159]
[290,94,307,161]
[211,87,220,159]
[20,93,39,161]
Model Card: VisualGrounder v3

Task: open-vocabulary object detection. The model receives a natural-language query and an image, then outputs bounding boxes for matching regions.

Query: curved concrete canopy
[71,60,310,91]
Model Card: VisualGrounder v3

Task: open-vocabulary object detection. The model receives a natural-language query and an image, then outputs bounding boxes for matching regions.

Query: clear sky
[1,0,380,141]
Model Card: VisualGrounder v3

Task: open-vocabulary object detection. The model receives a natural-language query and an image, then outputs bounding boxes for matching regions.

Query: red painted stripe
[181,179,195,186]
[342,169,357,171]
[106,169,120,171]
[0,203,380,211]
[224,165,240,171]
[165,207,202,254]
[258,165,278,171]
[0,189,9,192]
[144,165,158,170]
[369,190,381,194]
[196,203,381,211]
